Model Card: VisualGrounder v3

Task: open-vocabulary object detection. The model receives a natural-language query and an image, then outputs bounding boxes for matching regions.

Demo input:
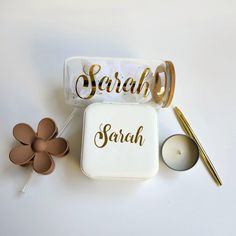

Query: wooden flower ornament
[9,118,69,175]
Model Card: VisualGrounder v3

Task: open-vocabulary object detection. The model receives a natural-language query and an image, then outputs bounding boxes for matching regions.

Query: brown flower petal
[46,138,69,157]
[13,123,36,144]
[33,152,55,175]
[9,145,35,165]
[37,118,57,140]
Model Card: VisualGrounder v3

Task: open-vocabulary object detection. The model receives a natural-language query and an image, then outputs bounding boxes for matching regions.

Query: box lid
[80,103,159,179]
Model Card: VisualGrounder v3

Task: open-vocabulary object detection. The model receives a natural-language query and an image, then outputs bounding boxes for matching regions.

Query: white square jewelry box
[80,103,159,179]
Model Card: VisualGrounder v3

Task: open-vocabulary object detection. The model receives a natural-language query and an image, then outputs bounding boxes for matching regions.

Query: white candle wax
[162,134,199,171]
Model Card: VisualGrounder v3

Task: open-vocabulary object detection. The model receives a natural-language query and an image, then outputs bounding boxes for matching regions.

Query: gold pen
[173,106,222,186]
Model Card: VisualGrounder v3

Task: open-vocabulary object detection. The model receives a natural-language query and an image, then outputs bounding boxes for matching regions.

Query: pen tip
[172,106,178,112]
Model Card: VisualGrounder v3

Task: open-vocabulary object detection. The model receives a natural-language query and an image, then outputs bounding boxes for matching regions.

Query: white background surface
[0,1,235,235]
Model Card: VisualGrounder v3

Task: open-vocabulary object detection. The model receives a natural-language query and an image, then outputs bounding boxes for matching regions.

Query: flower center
[32,138,47,152]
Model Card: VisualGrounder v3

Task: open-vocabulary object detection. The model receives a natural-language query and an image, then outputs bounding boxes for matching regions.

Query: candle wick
[177,150,182,155]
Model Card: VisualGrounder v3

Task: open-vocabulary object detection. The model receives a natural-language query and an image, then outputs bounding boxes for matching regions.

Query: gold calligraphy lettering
[94,123,145,148]
[75,64,151,99]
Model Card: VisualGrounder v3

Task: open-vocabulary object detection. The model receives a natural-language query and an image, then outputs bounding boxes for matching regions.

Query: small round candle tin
[161,134,199,171]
